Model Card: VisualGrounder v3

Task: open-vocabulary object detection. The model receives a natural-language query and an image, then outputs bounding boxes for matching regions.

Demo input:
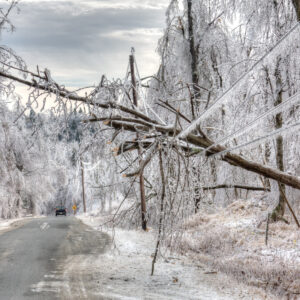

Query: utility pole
[129,50,147,231]
[80,159,87,213]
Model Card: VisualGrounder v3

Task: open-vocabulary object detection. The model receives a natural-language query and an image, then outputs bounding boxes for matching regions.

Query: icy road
[0,217,110,299]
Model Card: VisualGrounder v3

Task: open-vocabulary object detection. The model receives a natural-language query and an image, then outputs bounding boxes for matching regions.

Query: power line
[200,91,300,157]
[211,121,300,158]
[178,22,300,139]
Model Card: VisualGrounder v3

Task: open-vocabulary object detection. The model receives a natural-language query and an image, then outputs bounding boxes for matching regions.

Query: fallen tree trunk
[103,120,300,190]
[222,151,300,190]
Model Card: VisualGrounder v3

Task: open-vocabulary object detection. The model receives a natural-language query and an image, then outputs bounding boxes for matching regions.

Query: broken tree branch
[124,141,159,177]
[104,119,300,190]
[0,69,160,124]
[202,184,270,191]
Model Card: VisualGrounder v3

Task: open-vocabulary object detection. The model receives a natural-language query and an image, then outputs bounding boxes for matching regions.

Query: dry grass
[179,198,300,299]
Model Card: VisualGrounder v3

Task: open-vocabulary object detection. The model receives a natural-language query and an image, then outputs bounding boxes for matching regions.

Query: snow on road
[73,215,272,300]
[0,215,41,234]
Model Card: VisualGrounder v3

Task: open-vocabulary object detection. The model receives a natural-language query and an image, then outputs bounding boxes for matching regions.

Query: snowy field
[71,215,277,300]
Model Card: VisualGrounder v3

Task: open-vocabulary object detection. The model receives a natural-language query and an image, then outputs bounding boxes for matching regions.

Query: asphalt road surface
[0,216,110,299]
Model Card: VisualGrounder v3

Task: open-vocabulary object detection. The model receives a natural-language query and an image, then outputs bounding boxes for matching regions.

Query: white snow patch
[71,214,270,300]
[30,281,64,293]
[0,216,43,233]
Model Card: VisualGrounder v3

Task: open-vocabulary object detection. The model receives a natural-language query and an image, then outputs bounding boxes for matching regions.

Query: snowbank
[0,216,38,234]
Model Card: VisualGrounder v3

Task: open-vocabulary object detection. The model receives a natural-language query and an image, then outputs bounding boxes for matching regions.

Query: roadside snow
[69,215,272,300]
[0,215,40,234]
[0,219,18,230]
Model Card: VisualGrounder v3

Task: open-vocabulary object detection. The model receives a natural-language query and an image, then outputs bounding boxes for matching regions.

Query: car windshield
[56,206,65,210]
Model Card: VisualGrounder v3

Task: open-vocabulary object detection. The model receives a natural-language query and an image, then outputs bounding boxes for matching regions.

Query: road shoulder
[68,215,274,300]
[0,216,39,235]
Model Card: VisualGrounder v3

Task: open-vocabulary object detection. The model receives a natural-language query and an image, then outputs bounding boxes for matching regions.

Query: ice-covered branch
[177,22,300,139]
[201,184,270,191]
[0,69,159,124]
[124,141,159,177]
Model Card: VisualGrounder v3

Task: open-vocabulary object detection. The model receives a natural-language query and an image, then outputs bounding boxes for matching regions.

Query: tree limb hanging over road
[1,64,300,190]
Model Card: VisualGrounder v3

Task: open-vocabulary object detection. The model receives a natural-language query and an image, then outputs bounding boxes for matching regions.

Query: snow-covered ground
[0,218,20,231]
[70,214,275,300]
[180,199,300,299]
[1,211,293,299]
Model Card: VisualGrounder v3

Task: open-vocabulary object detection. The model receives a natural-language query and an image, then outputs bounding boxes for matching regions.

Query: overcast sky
[2,0,169,88]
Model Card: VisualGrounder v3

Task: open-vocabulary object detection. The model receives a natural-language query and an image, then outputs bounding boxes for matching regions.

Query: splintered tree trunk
[129,54,147,231]
[271,61,285,221]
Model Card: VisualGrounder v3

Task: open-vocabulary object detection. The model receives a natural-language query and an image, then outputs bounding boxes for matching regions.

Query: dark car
[55,206,67,216]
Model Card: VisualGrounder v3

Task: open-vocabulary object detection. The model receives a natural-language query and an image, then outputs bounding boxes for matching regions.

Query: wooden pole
[129,52,147,231]
[81,160,87,213]
[129,54,138,107]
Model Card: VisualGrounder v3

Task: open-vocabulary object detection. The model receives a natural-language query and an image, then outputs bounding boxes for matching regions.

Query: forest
[0,0,300,298]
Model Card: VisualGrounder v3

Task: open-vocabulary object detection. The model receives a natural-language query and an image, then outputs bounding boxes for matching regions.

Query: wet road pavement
[0,216,110,299]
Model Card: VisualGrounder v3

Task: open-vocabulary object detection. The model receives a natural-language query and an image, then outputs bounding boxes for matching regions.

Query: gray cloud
[2,0,168,87]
